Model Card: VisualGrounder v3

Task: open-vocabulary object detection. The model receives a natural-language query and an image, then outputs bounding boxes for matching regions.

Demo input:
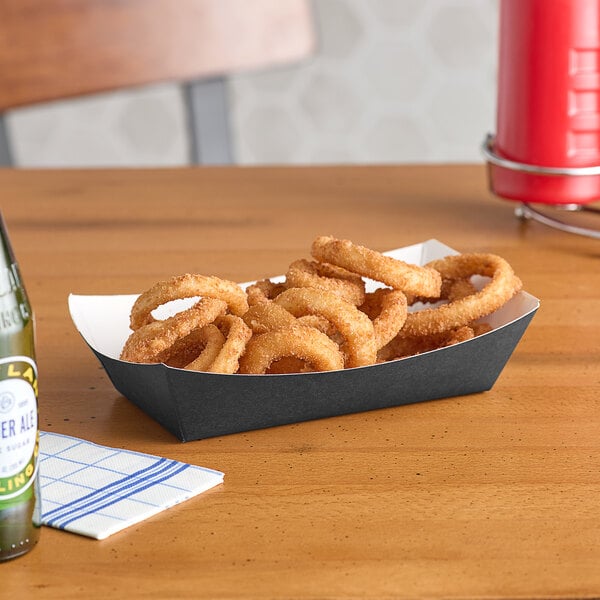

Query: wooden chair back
[0,0,315,110]
[0,0,315,164]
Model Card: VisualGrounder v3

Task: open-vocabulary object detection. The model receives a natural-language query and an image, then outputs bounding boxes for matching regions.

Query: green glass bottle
[0,213,40,561]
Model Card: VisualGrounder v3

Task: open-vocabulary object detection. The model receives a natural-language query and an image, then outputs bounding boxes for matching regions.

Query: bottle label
[0,357,38,500]
[0,265,31,330]
[0,264,21,297]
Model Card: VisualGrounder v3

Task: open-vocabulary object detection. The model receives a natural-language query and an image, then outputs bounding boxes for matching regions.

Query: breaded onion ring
[296,315,341,340]
[243,302,343,348]
[444,278,478,302]
[359,288,408,349]
[472,322,492,336]
[204,315,253,374]
[130,274,248,330]
[247,313,336,372]
[406,276,478,306]
[242,302,296,334]
[164,324,225,370]
[266,357,311,374]
[238,326,344,374]
[311,236,441,298]
[120,297,227,364]
[285,259,365,305]
[245,278,286,306]
[378,325,475,361]
[400,253,522,337]
[274,287,377,368]
[121,239,525,375]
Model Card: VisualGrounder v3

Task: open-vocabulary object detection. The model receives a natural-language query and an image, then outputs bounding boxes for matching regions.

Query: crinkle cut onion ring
[400,253,522,337]
[238,326,344,374]
[274,287,376,368]
[130,273,248,330]
[285,259,365,305]
[120,297,227,364]
[311,236,442,298]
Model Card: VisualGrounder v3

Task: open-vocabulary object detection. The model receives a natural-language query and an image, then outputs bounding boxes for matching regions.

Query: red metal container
[486,0,600,205]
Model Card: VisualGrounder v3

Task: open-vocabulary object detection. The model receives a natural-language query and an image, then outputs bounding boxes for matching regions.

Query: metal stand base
[183,77,233,165]
[0,115,13,166]
[515,202,600,239]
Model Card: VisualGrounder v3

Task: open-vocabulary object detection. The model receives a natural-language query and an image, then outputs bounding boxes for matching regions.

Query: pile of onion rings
[120,236,522,374]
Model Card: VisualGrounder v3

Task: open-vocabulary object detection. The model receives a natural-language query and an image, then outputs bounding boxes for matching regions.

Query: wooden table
[2,165,599,599]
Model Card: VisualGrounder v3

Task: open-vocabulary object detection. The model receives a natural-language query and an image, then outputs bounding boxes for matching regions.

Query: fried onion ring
[274,287,377,368]
[471,322,492,336]
[204,315,253,374]
[245,278,287,306]
[378,325,475,361]
[238,326,344,374]
[242,302,296,334]
[400,253,522,337]
[444,278,478,302]
[359,288,408,349]
[311,236,442,297]
[121,239,525,375]
[120,297,227,364]
[164,324,225,370]
[266,357,311,374]
[285,259,365,305]
[130,274,248,330]
[297,314,341,340]
[243,302,343,348]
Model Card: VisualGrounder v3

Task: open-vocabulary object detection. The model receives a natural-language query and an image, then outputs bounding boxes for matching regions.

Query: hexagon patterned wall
[6,0,499,167]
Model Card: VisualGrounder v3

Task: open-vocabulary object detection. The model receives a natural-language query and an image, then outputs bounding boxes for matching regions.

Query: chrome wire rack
[482,134,600,239]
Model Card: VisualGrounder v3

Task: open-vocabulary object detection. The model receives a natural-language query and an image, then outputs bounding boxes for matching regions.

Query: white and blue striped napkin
[38,431,224,540]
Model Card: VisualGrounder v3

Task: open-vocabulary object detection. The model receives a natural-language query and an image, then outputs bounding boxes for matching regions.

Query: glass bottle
[0,213,40,561]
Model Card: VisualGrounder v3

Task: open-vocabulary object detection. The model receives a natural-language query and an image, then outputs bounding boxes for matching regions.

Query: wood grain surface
[1,165,599,599]
[0,0,314,109]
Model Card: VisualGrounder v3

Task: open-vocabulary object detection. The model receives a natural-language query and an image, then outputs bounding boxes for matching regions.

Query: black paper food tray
[69,240,539,442]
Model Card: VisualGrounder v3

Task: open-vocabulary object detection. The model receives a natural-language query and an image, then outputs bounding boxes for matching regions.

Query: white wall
[6,0,499,167]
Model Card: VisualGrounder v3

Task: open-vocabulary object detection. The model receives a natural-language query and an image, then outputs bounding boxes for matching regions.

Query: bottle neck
[0,213,17,267]
[0,213,30,306]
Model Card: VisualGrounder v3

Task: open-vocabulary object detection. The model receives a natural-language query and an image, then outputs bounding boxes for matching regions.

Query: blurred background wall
[5,0,499,168]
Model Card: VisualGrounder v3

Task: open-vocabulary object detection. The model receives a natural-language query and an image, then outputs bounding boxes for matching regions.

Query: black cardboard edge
[93,354,184,439]
[90,307,538,442]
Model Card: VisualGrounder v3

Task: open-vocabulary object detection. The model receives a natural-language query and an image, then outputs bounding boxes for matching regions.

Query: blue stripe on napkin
[39,431,224,539]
